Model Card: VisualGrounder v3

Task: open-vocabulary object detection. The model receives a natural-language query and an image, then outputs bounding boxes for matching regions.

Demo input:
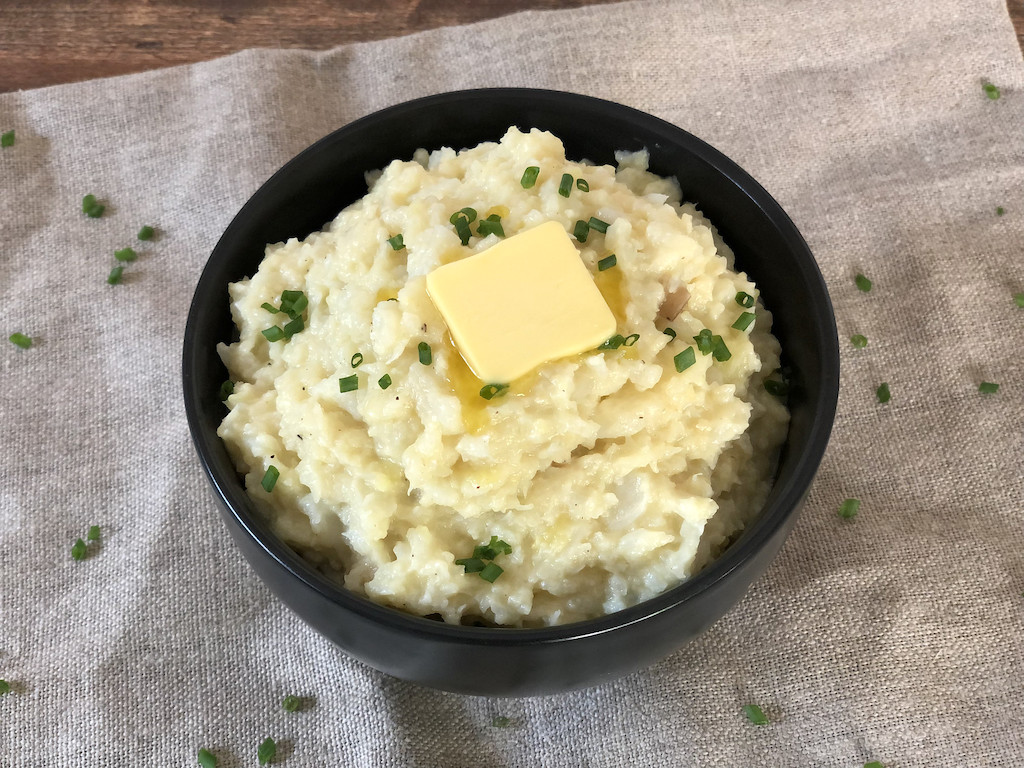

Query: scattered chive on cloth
[2,0,1022,764]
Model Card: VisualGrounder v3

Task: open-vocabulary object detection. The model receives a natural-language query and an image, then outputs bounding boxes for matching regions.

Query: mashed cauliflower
[218,127,788,627]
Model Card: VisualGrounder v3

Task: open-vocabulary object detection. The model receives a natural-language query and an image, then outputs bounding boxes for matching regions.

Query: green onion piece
[0,130,13,148]
[219,380,234,402]
[979,381,999,394]
[378,373,392,390]
[742,704,768,725]
[262,326,285,342]
[137,225,155,241]
[996,207,1006,217]
[473,535,512,560]
[1014,292,1024,308]
[449,207,478,224]
[662,327,677,339]
[114,247,137,262]
[282,695,301,712]
[598,334,625,350]
[279,290,307,317]
[282,316,304,338]
[623,333,640,347]
[731,312,755,331]
[82,194,105,218]
[576,178,590,192]
[674,347,696,372]
[107,266,123,285]
[261,465,279,493]
[876,382,891,403]
[479,562,504,582]
[588,217,609,233]
[855,273,872,292]
[197,748,218,768]
[453,215,472,245]
[8,332,32,349]
[838,498,861,519]
[863,762,885,768]
[558,173,573,197]
[87,525,100,542]
[520,166,540,188]
[387,234,405,251]
[693,329,714,355]
[477,214,505,238]
[261,302,281,314]
[763,378,789,397]
[711,335,731,362]
[735,291,755,308]
[338,374,359,393]
[0,680,9,695]
[573,219,590,243]
[257,737,276,766]
[418,341,432,365]
[479,383,509,400]
[351,352,364,368]
[598,254,617,271]
[455,557,486,573]
[71,538,87,561]
[983,82,1001,100]
[850,334,868,348]
[491,716,511,728]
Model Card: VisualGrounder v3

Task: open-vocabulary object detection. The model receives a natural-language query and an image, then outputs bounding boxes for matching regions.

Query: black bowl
[183,88,839,696]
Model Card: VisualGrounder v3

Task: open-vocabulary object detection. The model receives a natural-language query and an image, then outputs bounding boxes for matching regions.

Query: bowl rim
[183,87,839,644]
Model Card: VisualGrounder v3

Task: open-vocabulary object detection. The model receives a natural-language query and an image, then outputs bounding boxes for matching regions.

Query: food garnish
[107,266,124,285]
[219,380,234,402]
[71,538,87,561]
[282,695,301,712]
[417,342,432,365]
[575,178,590,192]
[338,374,358,393]
[8,332,32,349]
[573,219,590,242]
[491,715,511,727]
[983,82,1001,100]
[855,273,872,292]
[479,383,509,400]
[257,737,276,765]
[350,352,364,368]
[387,234,405,250]
[519,166,540,189]
[876,382,891,403]
[597,254,617,271]
[674,347,696,372]
[735,291,755,308]
[377,374,392,390]
[114,247,137,262]
[557,173,573,198]
[87,525,100,542]
[82,194,105,218]
[742,704,768,725]
[137,225,155,241]
[197,748,217,768]
[0,130,13,147]
[261,466,280,492]
[850,334,868,348]
[978,381,999,394]
[838,498,861,519]
[731,312,755,331]
[456,535,512,582]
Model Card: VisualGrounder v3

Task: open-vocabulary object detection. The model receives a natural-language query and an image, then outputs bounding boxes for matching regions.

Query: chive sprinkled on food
[0,130,13,148]
[257,737,276,766]
[82,194,105,218]
[623,333,640,347]
[107,266,124,285]
[983,82,1001,100]
[197,748,217,768]
[1014,292,1024,308]
[378,373,392,390]
[87,525,100,542]
[735,291,755,308]
[418,342,432,365]
[662,327,677,339]
[732,312,755,331]
[573,219,590,243]
[742,704,768,725]
[864,762,886,768]
[479,562,504,582]
[711,336,731,362]
[479,383,509,400]
[838,498,861,519]
[491,716,511,728]
[387,234,405,251]
[219,380,234,402]
[8,332,31,349]
[351,352,364,368]
[137,225,155,241]
[597,254,617,271]
[520,166,540,188]
[282,695,301,712]
[763,378,789,397]
[477,214,505,238]
[855,273,872,292]
[114,247,137,262]
[338,374,358,393]
[996,206,1006,217]
[598,334,626,350]
[0,680,10,695]
[557,173,573,197]
[588,216,609,234]
[693,329,714,355]
[262,291,307,341]
[979,381,999,394]
[575,178,590,192]
[674,347,696,372]
[876,382,891,403]
[71,538,87,561]
[850,334,868,348]
[456,536,511,580]
[261,465,280,492]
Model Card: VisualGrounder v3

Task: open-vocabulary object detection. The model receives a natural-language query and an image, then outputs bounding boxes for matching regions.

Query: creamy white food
[218,127,789,627]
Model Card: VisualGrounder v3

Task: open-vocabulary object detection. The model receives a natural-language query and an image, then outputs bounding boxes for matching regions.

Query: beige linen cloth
[2,0,1022,764]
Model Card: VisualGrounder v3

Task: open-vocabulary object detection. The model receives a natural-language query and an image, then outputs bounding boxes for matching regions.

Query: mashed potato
[218,127,788,627]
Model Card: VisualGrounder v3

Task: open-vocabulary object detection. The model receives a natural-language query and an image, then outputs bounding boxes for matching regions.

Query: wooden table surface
[1,0,1021,94]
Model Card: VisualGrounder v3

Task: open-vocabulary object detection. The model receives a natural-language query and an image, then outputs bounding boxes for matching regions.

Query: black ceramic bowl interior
[183,88,839,697]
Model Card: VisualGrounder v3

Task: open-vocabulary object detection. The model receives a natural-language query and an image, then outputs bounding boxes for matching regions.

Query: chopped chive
[479,562,504,582]
[693,329,714,355]
[473,536,512,559]
[350,352,364,368]
[979,381,999,394]
[261,302,281,314]
[378,373,392,390]
[763,378,789,397]
[449,207,477,224]
[623,333,640,347]
[598,334,626,350]
[520,166,540,188]
[863,763,885,768]
[996,207,1006,217]
[0,680,9,695]
[453,215,472,245]
[983,82,1001,100]
[479,383,509,400]
[71,538,87,561]
[82,194,105,218]
[876,382,891,403]
[597,254,617,271]
[257,737,276,766]
[262,326,285,342]
[850,334,868,348]
[477,214,505,238]
[87,525,100,542]
[197,748,218,768]
[588,216,609,233]
[455,557,485,573]
[0,130,13,148]
[1014,292,1024,308]
[735,291,755,308]
[674,347,696,372]
[338,373,359,393]
[114,247,137,262]
[742,705,768,725]
[279,290,307,317]
[731,312,755,331]
[573,219,590,242]
[261,465,279,493]
[387,233,405,251]
[282,695,301,712]
[662,327,677,339]
[137,225,155,241]
[855,273,872,292]
[281,316,304,337]
[838,498,861,519]
[8,332,32,349]
[491,716,511,728]
[418,341,432,365]
[107,266,124,285]
[575,178,590,192]
[558,173,573,197]
[219,380,234,402]
[711,336,731,362]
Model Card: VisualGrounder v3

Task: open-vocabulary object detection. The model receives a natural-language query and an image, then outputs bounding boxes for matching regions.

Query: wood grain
[0,0,1021,94]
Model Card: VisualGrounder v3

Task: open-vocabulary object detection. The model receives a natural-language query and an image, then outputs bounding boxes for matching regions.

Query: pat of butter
[426,221,617,383]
